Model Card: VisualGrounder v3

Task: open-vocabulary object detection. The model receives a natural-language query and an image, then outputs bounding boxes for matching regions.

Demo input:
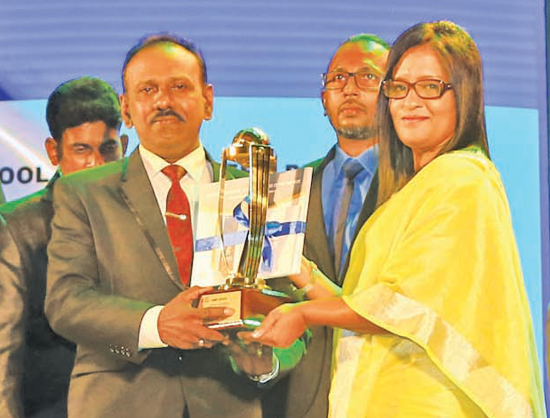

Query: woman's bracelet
[299,282,314,295]
[296,259,318,296]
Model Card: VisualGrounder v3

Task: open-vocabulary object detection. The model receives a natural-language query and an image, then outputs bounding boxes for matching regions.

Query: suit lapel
[41,170,61,203]
[304,147,337,281]
[119,149,183,289]
[306,147,380,283]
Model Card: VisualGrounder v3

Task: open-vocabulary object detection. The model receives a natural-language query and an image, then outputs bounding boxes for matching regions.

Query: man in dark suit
[264,34,390,418]
[0,76,128,418]
[45,34,293,418]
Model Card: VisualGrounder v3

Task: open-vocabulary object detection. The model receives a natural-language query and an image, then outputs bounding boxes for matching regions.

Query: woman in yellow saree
[251,21,545,418]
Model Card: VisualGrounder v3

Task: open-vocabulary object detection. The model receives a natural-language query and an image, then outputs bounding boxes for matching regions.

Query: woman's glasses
[381,79,453,99]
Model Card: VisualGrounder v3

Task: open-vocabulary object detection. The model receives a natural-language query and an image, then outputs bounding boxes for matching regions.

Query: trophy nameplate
[199,287,292,329]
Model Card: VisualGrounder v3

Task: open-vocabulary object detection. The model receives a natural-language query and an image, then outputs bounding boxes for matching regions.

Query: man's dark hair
[344,33,391,51]
[46,76,121,142]
[326,33,391,73]
[121,33,208,90]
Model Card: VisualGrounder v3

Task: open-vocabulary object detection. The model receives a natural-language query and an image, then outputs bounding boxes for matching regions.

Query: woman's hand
[288,256,314,288]
[247,303,308,348]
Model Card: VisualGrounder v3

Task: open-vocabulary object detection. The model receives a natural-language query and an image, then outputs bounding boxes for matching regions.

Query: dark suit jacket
[45,149,266,418]
[0,173,75,418]
[265,145,378,418]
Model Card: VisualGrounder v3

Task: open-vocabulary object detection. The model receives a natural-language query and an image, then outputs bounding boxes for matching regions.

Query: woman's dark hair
[377,20,489,205]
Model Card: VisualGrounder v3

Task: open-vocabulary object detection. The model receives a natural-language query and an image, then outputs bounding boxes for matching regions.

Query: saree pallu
[330,149,545,418]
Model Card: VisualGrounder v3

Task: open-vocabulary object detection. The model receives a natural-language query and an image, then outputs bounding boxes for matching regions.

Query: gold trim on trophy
[199,127,291,330]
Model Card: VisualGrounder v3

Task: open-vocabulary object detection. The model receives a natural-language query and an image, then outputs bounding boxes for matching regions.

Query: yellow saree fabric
[330,149,545,418]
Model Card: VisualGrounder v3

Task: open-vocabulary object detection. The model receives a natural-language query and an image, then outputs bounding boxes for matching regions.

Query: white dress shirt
[138,143,213,349]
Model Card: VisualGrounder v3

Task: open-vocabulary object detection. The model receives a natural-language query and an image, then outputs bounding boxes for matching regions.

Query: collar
[139,143,208,182]
[333,143,379,176]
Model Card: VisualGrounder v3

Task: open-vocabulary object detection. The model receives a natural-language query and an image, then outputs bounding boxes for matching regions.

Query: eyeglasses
[322,71,380,91]
[381,79,453,99]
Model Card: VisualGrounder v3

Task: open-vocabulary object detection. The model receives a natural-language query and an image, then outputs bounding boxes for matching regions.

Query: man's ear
[321,91,328,116]
[202,84,214,121]
[120,134,129,154]
[119,94,133,128]
[44,137,60,166]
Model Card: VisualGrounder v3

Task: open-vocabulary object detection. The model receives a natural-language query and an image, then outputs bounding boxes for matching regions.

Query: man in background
[265,34,390,418]
[0,76,127,418]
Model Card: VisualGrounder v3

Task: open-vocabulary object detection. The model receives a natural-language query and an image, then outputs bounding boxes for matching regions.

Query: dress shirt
[322,144,378,275]
[138,144,212,349]
[139,144,213,229]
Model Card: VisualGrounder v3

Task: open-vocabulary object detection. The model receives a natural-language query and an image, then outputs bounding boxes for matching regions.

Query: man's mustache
[151,109,185,123]
[338,100,368,113]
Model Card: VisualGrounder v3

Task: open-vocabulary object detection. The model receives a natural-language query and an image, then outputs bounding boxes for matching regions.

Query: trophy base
[198,287,292,330]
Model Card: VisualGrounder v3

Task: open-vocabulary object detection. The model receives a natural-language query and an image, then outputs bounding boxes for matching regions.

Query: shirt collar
[333,143,379,176]
[139,143,208,181]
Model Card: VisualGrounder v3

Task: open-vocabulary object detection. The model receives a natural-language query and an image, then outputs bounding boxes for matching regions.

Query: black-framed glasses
[381,79,453,99]
[322,70,381,91]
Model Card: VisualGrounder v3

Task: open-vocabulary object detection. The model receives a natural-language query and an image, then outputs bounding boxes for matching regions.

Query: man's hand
[223,337,274,377]
[158,286,233,349]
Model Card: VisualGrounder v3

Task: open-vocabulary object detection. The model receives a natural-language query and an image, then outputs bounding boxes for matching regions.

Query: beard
[336,125,376,140]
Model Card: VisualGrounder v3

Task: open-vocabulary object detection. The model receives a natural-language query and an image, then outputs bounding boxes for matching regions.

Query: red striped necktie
[162,164,193,285]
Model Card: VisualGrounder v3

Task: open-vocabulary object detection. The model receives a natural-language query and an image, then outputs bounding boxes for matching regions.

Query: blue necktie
[333,159,363,275]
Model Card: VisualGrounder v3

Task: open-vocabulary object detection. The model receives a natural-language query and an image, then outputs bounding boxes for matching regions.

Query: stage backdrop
[1,0,548,410]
